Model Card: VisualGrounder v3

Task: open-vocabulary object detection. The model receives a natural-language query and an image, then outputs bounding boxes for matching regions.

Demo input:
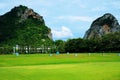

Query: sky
[0,0,120,40]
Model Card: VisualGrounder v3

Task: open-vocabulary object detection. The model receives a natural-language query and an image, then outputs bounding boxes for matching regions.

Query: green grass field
[0,53,120,80]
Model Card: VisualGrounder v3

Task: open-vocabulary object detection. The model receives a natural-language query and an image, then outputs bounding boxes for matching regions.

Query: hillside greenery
[0,5,52,47]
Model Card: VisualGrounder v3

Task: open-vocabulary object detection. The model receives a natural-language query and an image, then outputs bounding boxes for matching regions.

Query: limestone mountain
[84,13,120,39]
[0,5,52,46]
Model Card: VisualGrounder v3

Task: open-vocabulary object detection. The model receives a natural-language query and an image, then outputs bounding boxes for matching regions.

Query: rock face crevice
[84,13,120,39]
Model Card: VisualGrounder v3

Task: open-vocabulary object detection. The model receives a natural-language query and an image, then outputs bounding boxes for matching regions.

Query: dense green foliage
[0,54,120,80]
[56,32,120,53]
[0,5,52,47]
[100,32,120,52]
[1,32,119,54]
[54,40,65,53]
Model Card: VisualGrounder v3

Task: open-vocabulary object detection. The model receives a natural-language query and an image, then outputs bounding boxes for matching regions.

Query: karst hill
[0,5,52,46]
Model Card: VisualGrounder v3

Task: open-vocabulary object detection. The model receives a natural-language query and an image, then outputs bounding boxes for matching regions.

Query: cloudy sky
[0,0,120,40]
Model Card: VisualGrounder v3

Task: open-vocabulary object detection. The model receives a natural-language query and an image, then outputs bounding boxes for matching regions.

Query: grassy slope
[0,53,120,80]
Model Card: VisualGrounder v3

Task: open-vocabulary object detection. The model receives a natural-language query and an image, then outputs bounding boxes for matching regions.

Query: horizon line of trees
[0,32,120,54]
[56,32,120,53]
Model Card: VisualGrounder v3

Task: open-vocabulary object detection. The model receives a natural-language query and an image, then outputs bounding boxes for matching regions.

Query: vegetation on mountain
[0,5,52,47]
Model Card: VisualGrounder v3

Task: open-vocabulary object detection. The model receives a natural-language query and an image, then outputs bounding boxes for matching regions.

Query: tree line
[0,32,120,54]
[56,32,120,53]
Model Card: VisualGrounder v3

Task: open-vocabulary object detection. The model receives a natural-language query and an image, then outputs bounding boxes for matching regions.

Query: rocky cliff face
[84,13,120,39]
[0,5,52,46]
[14,6,44,23]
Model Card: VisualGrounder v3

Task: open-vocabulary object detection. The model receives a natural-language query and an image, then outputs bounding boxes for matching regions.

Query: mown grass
[0,53,120,80]
[0,53,120,67]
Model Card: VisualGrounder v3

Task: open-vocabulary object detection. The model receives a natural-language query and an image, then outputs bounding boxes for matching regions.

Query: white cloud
[52,26,73,40]
[58,16,94,22]
[72,1,86,8]
[64,0,86,9]
[91,7,106,11]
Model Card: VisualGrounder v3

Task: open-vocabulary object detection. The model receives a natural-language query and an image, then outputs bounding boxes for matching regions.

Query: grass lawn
[0,53,120,80]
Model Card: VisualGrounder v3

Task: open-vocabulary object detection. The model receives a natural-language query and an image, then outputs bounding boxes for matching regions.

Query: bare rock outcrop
[84,13,120,39]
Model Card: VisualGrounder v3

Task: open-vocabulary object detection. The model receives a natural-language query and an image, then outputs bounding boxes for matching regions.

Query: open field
[0,53,120,80]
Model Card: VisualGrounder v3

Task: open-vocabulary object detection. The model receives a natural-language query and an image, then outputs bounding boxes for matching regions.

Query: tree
[100,32,120,52]
[65,38,88,53]
[54,40,65,53]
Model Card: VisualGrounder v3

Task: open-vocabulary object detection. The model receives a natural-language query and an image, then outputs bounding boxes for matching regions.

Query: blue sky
[0,0,120,40]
